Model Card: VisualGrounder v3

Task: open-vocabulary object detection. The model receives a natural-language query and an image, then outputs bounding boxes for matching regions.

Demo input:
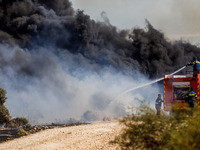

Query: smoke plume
[0,0,199,124]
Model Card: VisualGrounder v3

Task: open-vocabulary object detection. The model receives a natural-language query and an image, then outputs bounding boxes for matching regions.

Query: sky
[72,0,200,45]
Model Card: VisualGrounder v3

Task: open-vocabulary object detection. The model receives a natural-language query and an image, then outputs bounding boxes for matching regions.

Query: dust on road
[0,121,122,150]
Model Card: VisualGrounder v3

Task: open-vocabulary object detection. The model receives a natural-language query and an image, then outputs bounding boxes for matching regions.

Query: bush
[165,108,200,150]
[17,127,29,137]
[12,117,29,127]
[0,88,10,124]
[0,104,10,124]
[111,103,171,150]
[111,102,200,150]
[0,88,7,105]
[0,88,31,129]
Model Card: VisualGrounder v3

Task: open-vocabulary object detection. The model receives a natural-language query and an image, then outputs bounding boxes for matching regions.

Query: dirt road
[0,121,122,150]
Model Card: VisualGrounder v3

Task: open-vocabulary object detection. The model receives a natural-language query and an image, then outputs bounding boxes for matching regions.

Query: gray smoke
[0,0,199,124]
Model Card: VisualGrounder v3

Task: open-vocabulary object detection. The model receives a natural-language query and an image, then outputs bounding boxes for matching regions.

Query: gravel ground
[0,121,122,150]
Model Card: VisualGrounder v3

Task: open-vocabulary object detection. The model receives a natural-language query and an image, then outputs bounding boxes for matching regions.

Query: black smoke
[0,0,199,123]
[0,0,199,78]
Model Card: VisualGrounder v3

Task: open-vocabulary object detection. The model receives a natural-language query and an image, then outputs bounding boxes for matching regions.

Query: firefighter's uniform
[155,95,163,115]
[187,59,200,71]
[185,90,198,108]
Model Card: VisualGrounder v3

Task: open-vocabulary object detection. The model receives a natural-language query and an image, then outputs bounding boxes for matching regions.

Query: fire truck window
[173,87,190,101]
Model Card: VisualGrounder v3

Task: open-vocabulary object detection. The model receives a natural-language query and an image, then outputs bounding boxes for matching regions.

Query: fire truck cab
[163,71,200,111]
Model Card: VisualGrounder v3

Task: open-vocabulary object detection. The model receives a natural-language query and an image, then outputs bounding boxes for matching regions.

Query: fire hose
[116,66,186,99]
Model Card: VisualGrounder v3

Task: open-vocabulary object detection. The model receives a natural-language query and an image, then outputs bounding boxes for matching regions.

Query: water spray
[115,66,186,99]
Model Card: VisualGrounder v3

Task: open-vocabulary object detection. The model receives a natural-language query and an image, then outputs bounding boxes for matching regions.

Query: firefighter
[187,56,200,71]
[185,87,198,108]
[155,94,163,115]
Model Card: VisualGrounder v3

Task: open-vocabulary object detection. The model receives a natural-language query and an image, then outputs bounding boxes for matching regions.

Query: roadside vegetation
[0,88,30,137]
[111,101,200,150]
[0,88,10,124]
[0,88,87,142]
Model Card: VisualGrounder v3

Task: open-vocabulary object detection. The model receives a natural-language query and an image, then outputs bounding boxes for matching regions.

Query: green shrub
[111,103,171,150]
[0,104,10,124]
[111,102,200,150]
[0,88,7,105]
[0,88,10,124]
[12,117,29,127]
[165,108,200,150]
[0,88,31,134]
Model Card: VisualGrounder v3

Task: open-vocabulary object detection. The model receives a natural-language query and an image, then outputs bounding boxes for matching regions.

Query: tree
[0,88,7,105]
[0,88,10,124]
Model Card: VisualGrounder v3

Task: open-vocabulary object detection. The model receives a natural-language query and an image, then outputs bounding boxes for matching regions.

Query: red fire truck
[163,71,200,111]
